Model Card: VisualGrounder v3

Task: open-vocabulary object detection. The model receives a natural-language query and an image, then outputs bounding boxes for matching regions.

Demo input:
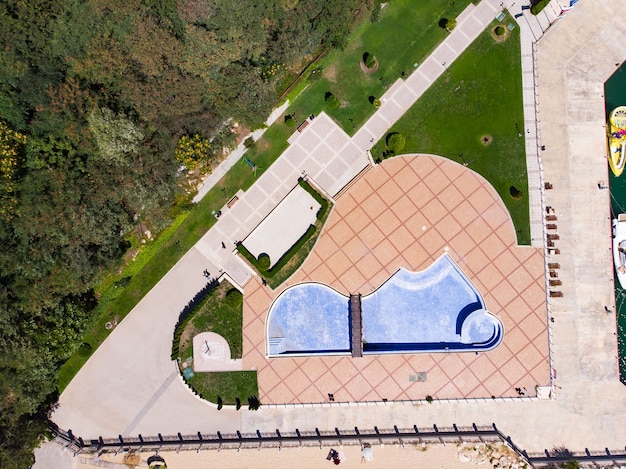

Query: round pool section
[266,283,351,356]
[266,254,503,357]
[360,255,503,353]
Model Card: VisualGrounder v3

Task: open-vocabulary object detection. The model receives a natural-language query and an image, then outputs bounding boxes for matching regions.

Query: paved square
[242,155,550,404]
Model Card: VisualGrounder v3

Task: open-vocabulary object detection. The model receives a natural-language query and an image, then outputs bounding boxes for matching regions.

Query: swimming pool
[266,254,503,357]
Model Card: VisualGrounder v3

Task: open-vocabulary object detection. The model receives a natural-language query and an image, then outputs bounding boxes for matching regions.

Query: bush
[324,92,339,109]
[439,18,456,30]
[77,342,92,358]
[373,98,381,108]
[363,52,376,68]
[284,114,296,127]
[386,132,406,154]
[243,136,255,147]
[530,0,550,15]
[509,185,523,200]
[495,26,505,36]
[225,288,240,305]
[257,253,271,271]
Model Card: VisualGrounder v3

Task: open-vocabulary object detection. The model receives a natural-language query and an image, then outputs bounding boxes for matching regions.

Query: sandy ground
[35,440,502,469]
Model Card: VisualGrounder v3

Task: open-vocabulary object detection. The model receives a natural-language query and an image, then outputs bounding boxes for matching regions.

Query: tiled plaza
[242,155,550,404]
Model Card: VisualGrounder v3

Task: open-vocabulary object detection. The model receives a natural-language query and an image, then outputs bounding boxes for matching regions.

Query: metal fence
[51,421,626,467]
[52,423,525,460]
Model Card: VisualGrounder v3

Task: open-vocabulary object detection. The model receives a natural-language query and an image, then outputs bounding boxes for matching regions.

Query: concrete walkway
[52,0,626,456]
[192,101,291,203]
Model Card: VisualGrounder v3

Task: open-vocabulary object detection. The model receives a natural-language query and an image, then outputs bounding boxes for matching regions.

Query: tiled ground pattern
[242,155,549,404]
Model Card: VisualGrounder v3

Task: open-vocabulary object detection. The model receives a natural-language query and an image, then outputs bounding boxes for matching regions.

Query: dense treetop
[0,0,371,466]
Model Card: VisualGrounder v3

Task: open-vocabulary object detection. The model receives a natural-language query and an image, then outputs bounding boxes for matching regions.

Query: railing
[50,421,626,467]
[51,423,513,456]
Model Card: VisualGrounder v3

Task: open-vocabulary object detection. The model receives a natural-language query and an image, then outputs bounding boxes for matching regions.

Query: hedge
[298,178,330,220]
[237,224,317,279]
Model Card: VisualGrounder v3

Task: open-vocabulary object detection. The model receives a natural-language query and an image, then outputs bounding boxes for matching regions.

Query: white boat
[613,214,626,288]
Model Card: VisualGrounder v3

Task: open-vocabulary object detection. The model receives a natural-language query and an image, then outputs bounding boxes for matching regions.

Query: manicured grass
[320,0,475,132]
[371,17,530,245]
[245,0,475,169]
[176,281,258,406]
[178,281,243,359]
[187,371,258,407]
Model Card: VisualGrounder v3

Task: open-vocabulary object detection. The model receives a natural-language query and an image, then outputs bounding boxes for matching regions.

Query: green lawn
[187,371,259,407]
[315,0,476,133]
[243,0,475,170]
[371,19,530,245]
[177,281,259,406]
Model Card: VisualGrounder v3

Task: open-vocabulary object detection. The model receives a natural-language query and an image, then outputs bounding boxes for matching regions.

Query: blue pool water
[266,254,503,356]
[360,256,502,353]
[266,283,350,355]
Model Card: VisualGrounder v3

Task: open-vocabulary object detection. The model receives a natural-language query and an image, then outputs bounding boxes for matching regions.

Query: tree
[89,108,144,165]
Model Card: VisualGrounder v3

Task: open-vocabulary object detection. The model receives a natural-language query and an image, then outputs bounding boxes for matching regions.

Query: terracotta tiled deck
[242,155,549,404]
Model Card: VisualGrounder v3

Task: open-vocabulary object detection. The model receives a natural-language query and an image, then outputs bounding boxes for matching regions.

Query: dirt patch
[254,137,272,153]
[323,63,337,82]
[360,57,379,74]
[480,135,494,146]
[490,24,509,43]
[231,123,251,146]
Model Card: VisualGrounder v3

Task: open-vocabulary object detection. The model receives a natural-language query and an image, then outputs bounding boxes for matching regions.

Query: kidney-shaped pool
[266,254,503,357]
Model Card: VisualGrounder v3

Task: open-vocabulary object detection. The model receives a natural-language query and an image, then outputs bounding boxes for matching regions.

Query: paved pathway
[53,0,626,456]
[192,101,290,203]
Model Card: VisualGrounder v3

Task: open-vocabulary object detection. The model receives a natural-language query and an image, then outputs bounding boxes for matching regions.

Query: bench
[297,120,310,133]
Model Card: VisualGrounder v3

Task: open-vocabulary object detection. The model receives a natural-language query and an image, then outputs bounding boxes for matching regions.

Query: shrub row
[171,280,218,360]
[298,178,330,220]
[237,224,317,279]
